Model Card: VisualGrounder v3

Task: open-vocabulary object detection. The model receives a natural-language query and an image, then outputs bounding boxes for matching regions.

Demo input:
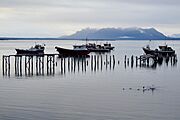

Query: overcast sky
[0,0,180,37]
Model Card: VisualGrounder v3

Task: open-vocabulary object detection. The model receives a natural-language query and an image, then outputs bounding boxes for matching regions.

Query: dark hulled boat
[143,45,175,56]
[16,44,45,55]
[55,46,90,56]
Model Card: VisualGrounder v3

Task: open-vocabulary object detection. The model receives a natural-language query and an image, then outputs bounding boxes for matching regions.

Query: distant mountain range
[0,27,180,40]
[170,34,180,38]
[60,27,179,40]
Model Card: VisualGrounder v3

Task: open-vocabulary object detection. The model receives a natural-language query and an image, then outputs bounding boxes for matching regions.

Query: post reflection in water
[55,54,117,75]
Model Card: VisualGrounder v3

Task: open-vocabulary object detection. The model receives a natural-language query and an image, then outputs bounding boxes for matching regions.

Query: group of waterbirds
[123,85,156,92]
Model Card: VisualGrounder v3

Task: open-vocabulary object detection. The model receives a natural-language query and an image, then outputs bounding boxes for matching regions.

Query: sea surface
[0,40,180,120]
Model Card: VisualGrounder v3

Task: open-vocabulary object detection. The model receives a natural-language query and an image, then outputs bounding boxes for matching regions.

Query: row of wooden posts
[2,54,177,76]
[2,54,117,76]
[124,54,177,68]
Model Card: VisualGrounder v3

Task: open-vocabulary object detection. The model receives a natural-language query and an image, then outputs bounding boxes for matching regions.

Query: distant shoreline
[0,37,180,41]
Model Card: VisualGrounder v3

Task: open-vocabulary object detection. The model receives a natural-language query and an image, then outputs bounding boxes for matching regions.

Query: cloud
[1,0,180,8]
[0,0,180,37]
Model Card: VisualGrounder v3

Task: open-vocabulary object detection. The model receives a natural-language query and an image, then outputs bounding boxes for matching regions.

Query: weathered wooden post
[97,55,99,70]
[109,55,112,69]
[51,55,55,75]
[105,55,108,70]
[49,56,52,74]
[60,56,63,74]
[94,55,96,71]
[136,56,138,67]
[8,56,10,76]
[24,56,27,75]
[170,56,173,65]
[131,55,134,68]
[124,55,127,64]
[173,55,176,63]
[91,55,93,71]
[41,56,44,75]
[71,57,73,72]
[127,58,129,66]
[47,55,49,75]
[74,57,76,72]
[68,56,70,72]
[139,56,142,67]
[84,56,86,72]
[101,55,103,71]
[36,56,38,75]
[20,56,22,76]
[14,56,17,75]
[113,55,115,64]
[2,56,4,75]
[28,56,31,75]
[147,57,149,67]
[5,57,7,75]
[82,56,84,72]
[78,56,80,72]
[63,57,66,74]
[39,56,42,75]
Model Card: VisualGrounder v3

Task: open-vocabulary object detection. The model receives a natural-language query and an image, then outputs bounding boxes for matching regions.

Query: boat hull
[55,47,90,56]
[88,48,110,52]
[16,49,44,55]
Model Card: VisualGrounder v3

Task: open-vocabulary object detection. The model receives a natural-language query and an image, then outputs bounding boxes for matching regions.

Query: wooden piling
[20,56,22,76]
[91,55,93,71]
[101,55,103,71]
[2,55,4,76]
[8,56,10,76]
[110,55,112,69]
[78,56,80,72]
[131,55,134,68]
[74,57,76,72]
[63,57,65,74]
[94,55,96,71]
[82,56,84,72]
[139,56,142,67]
[127,58,129,66]
[28,56,31,75]
[136,56,138,67]
[68,56,70,72]
[53,55,55,74]
[124,55,127,64]
[147,57,149,67]
[113,55,115,64]
[60,56,63,74]
[97,55,99,70]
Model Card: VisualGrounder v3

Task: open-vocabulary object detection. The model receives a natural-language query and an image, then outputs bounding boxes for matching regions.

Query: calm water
[0,40,180,120]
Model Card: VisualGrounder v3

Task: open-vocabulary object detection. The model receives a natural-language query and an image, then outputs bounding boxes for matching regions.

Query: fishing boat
[103,43,115,50]
[55,45,90,56]
[73,43,112,52]
[143,45,175,56]
[16,44,45,55]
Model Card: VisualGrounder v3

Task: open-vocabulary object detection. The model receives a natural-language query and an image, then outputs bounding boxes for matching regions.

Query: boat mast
[86,37,88,45]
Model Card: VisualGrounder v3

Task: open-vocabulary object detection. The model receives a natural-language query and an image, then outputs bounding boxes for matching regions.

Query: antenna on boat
[86,37,88,45]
